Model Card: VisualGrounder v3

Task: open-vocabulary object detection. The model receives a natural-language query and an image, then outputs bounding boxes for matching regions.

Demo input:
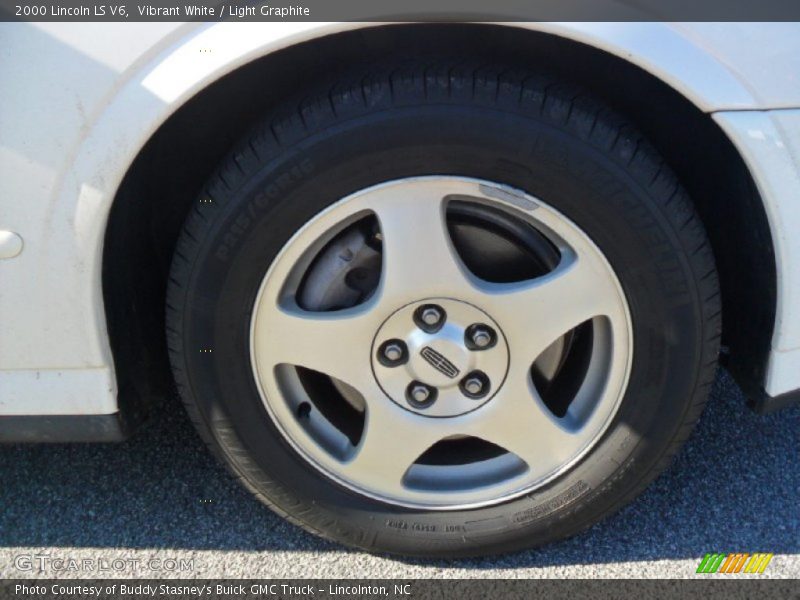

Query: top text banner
[3,0,800,22]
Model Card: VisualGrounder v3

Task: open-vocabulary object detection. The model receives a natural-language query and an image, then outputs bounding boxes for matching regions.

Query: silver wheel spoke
[370,183,474,304]
[342,401,442,496]
[469,374,584,472]
[252,302,377,393]
[483,251,625,365]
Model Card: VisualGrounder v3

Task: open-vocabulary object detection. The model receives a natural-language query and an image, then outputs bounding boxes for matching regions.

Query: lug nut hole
[406,381,437,408]
[465,323,498,351]
[297,402,312,419]
[413,304,446,333]
[377,339,408,367]
[460,371,491,399]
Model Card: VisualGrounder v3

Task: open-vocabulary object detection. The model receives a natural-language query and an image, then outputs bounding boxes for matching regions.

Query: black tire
[166,61,721,557]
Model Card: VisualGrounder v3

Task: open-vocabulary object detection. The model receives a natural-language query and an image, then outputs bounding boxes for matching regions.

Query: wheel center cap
[371,298,509,417]
[414,338,468,387]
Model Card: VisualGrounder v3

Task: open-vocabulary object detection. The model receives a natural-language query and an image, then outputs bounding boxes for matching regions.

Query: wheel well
[103,23,776,424]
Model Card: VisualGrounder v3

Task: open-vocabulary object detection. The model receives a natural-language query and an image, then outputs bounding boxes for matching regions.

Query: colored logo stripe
[746,553,774,573]
[697,553,773,574]
[697,553,725,573]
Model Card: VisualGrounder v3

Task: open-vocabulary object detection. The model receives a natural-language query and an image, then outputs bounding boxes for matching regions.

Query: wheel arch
[100,23,776,426]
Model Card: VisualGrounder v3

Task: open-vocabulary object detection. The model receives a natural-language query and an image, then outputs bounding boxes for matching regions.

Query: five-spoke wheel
[250,177,631,508]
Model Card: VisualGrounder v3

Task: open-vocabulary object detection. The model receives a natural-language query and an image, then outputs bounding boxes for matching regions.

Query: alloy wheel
[250,177,632,509]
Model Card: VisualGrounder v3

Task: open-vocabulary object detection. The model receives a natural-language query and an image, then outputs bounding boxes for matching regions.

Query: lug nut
[414,304,446,333]
[464,377,484,395]
[377,339,408,367]
[472,329,492,348]
[460,371,491,399]
[421,307,443,326]
[412,385,430,402]
[465,323,497,350]
[384,343,403,361]
[406,381,437,408]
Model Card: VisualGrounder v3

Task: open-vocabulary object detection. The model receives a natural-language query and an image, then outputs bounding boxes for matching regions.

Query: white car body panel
[1,21,800,416]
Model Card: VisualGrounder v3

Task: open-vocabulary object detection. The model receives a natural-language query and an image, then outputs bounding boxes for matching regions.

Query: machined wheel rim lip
[249,176,633,510]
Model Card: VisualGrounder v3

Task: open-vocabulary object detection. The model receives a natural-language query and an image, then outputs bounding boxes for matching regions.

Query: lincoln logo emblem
[420,346,460,379]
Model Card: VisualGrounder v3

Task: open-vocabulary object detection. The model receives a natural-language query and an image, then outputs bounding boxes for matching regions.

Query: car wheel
[166,62,721,557]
